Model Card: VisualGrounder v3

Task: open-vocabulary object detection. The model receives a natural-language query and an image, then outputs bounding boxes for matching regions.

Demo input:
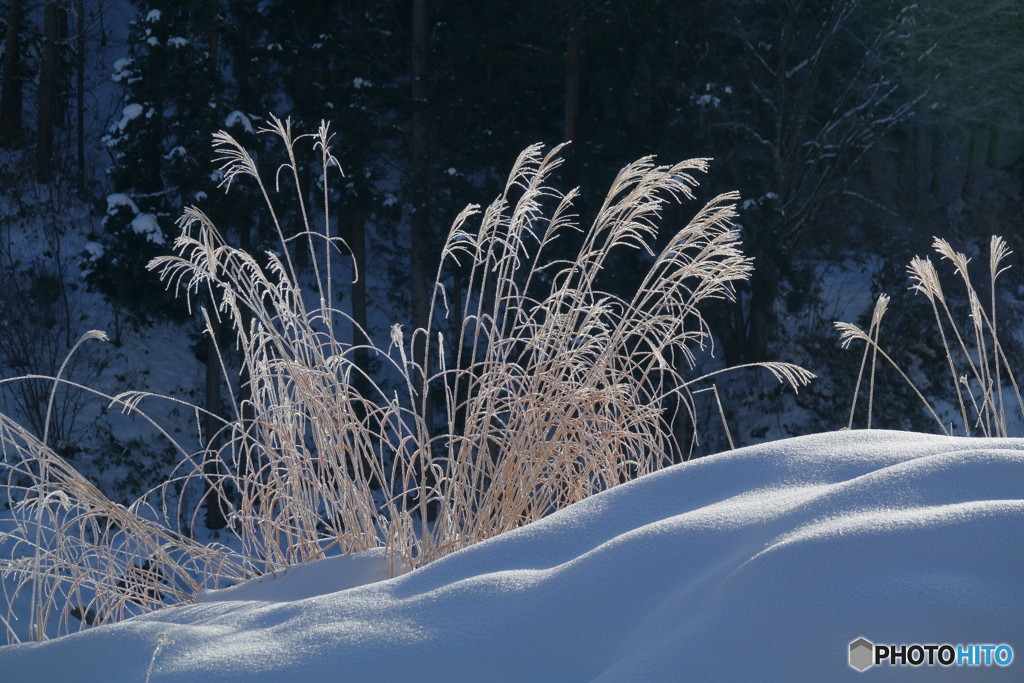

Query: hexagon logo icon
[849,637,874,672]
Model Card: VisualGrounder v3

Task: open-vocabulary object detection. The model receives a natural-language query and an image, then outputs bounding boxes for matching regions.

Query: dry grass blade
[1,412,250,643]
[836,317,948,434]
[839,236,1022,437]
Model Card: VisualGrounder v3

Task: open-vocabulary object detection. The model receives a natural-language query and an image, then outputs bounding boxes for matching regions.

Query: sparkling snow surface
[1,430,1021,681]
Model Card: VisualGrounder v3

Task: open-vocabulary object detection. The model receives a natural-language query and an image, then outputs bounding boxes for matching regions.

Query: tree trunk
[718,256,779,368]
[928,126,943,197]
[204,315,229,530]
[37,2,67,183]
[410,0,435,481]
[206,0,218,61]
[961,123,984,205]
[906,122,920,222]
[229,0,255,112]
[348,0,370,400]
[203,0,234,520]
[75,0,85,187]
[986,122,999,168]
[348,208,370,396]
[410,0,431,340]
[745,263,778,363]
[0,0,24,147]
[564,34,581,143]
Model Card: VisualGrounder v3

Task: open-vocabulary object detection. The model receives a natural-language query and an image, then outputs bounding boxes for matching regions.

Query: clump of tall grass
[838,236,1023,437]
[0,356,253,643]
[0,117,812,642]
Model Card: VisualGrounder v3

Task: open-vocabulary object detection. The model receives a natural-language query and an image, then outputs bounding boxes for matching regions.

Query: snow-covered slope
[1,430,1021,681]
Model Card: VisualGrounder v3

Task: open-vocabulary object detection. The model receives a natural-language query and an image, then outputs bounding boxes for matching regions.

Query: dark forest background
[2,0,1024,503]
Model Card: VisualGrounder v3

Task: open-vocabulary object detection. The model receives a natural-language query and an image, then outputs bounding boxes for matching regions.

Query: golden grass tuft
[1,118,812,642]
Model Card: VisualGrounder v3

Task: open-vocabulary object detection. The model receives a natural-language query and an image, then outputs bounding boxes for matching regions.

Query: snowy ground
[0,430,1021,681]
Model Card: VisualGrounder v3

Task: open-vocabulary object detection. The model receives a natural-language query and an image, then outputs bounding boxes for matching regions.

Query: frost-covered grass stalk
[838,236,1024,437]
[0,117,812,643]
[0,404,252,643]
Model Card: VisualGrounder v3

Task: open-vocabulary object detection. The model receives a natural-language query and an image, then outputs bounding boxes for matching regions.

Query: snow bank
[1,430,1021,681]
[193,548,406,604]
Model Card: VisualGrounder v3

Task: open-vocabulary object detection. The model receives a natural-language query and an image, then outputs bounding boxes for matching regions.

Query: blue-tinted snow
[1,430,1021,681]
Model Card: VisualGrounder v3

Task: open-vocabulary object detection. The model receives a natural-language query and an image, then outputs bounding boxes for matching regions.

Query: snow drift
[1,430,1021,681]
